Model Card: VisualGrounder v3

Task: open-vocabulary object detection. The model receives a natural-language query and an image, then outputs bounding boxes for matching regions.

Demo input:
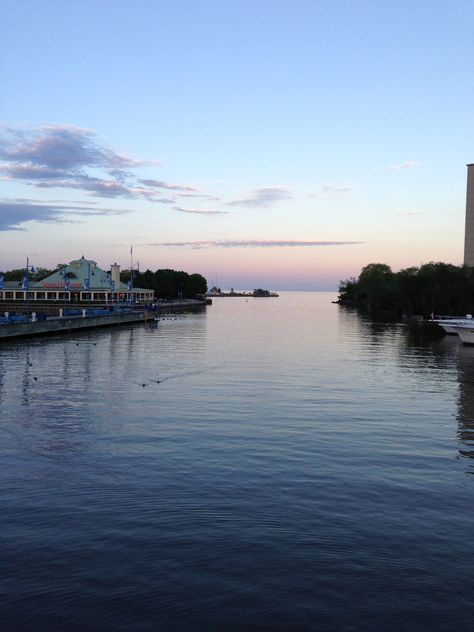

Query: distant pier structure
[464,163,474,265]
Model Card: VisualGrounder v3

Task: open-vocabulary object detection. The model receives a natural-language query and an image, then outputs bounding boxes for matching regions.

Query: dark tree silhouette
[338,262,474,317]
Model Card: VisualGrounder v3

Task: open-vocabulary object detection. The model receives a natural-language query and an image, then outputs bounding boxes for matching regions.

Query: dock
[0,299,208,341]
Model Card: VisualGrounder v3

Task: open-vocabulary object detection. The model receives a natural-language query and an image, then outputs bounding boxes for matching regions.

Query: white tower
[464,164,474,265]
[110,263,121,288]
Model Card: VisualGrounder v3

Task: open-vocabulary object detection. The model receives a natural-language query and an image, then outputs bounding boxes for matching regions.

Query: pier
[0,299,208,341]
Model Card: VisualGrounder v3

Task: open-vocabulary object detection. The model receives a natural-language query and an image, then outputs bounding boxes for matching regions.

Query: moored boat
[450,322,474,345]
[433,315,473,334]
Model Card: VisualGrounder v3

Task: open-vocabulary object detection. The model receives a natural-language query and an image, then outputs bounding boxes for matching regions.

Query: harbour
[2,292,474,630]
[3,2,471,628]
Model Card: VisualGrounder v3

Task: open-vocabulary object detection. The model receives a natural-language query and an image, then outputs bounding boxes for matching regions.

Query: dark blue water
[1,292,474,630]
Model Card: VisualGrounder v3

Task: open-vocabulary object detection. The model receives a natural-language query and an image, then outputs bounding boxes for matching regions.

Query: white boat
[450,322,474,345]
[434,315,473,334]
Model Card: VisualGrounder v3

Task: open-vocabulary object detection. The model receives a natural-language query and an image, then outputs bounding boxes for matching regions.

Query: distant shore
[207,289,279,298]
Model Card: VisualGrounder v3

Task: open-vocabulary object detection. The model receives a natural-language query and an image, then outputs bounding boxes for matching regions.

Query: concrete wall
[464,164,474,265]
[0,312,146,340]
[0,300,207,340]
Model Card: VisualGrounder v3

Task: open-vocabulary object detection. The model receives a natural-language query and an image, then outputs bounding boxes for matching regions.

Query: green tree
[33,267,55,281]
[337,261,474,317]
[120,267,207,299]
[394,267,419,315]
[2,269,25,281]
[184,273,207,298]
[337,277,358,303]
[416,262,464,315]
[155,269,178,299]
[356,263,395,311]
[174,271,189,298]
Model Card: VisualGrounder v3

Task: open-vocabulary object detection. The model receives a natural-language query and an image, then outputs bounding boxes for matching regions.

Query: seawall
[0,299,208,341]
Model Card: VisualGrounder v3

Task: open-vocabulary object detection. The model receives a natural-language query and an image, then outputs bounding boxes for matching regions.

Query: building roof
[1,257,153,294]
[32,257,125,291]
[3,281,26,290]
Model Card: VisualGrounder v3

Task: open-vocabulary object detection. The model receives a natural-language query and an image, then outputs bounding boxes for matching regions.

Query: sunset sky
[1,0,473,290]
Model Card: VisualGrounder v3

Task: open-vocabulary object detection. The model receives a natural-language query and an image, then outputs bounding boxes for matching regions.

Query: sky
[1,0,473,290]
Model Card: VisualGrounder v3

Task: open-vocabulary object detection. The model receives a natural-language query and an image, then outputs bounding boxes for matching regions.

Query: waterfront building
[0,256,154,304]
[464,164,474,265]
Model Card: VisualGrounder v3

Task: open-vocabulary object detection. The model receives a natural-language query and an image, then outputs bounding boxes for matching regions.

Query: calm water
[1,292,474,631]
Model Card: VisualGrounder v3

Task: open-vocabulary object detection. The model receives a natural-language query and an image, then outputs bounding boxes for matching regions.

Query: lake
[1,291,474,631]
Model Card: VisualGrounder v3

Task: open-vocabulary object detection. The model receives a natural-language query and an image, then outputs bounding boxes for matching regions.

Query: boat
[449,322,474,345]
[434,313,474,344]
[433,315,474,334]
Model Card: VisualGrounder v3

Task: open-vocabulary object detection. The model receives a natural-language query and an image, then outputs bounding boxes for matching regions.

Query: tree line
[338,262,474,317]
[1,267,56,282]
[121,269,207,300]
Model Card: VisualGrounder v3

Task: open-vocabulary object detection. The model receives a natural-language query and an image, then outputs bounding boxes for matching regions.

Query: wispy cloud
[392,211,423,216]
[1,125,316,219]
[0,199,131,231]
[389,161,420,171]
[138,178,196,192]
[178,193,221,200]
[0,124,194,202]
[144,239,365,249]
[173,206,228,215]
[308,185,353,199]
[321,185,352,195]
[155,198,177,205]
[225,187,293,208]
[0,124,141,171]
[32,175,137,198]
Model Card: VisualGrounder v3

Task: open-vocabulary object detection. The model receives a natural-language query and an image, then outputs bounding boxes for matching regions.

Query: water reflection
[3,306,474,469]
[0,356,4,404]
[401,325,474,467]
[3,295,474,630]
[453,344,474,465]
[344,307,474,469]
[21,346,33,406]
[0,315,210,463]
